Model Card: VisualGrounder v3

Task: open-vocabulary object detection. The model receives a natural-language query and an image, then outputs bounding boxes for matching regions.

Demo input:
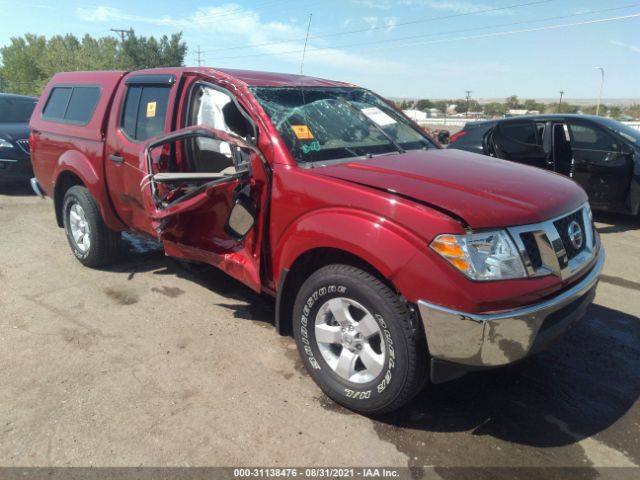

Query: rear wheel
[62,186,121,268]
[293,264,428,415]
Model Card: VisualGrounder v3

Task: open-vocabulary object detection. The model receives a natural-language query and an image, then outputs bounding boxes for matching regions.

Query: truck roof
[30,67,356,142]
[50,67,354,88]
[210,68,355,88]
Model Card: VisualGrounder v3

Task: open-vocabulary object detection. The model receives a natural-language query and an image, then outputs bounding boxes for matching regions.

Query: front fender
[54,150,126,231]
[273,208,426,287]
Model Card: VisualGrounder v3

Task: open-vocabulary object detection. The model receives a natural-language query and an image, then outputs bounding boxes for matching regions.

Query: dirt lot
[0,183,639,476]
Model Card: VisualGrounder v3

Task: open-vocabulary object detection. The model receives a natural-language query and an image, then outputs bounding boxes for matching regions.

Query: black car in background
[449,114,640,217]
[0,93,38,184]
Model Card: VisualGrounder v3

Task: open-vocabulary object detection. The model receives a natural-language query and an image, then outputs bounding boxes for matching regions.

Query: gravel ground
[0,182,638,478]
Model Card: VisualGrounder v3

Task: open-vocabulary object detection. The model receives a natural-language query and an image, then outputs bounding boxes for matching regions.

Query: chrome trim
[0,158,19,163]
[508,203,595,281]
[418,247,604,367]
[15,139,30,155]
[30,178,44,198]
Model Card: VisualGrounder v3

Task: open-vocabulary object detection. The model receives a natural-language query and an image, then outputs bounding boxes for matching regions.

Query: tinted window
[64,87,100,124]
[569,124,618,151]
[0,97,37,123]
[501,122,537,145]
[494,121,544,159]
[42,86,100,124]
[120,86,170,141]
[42,87,72,120]
[121,86,142,139]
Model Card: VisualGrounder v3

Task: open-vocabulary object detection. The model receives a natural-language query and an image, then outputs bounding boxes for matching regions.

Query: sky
[1,0,639,100]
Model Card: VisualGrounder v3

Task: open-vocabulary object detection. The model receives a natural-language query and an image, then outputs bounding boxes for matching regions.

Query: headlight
[0,138,14,149]
[430,230,526,281]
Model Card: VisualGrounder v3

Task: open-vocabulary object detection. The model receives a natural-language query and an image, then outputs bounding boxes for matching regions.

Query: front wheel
[293,264,428,415]
[62,186,121,268]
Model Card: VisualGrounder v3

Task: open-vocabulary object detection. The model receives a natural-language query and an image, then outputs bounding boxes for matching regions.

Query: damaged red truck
[30,68,604,414]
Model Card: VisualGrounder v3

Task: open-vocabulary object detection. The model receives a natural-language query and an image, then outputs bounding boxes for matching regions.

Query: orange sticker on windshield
[291,125,314,140]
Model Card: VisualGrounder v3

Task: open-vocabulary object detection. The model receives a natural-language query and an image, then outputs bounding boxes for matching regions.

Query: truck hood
[313,149,587,229]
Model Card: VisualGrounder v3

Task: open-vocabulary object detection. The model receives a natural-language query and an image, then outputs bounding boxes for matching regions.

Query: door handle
[109,154,124,165]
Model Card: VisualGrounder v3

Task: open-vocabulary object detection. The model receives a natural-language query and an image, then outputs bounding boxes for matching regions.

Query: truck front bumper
[418,248,604,382]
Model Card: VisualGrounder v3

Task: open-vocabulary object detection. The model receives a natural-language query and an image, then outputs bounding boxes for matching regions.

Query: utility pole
[110,28,133,41]
[594,67,605,116]
[465,90,472,118]
[195,46,203,67]
[558,90,564,112]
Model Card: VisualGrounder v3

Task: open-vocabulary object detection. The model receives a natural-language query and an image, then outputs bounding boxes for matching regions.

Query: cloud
[385,16,398,32]
[76,4,400,72]
[610,39,640,54]
[424,1,514,15]
[352,0,514,15]
[362,16,378,30]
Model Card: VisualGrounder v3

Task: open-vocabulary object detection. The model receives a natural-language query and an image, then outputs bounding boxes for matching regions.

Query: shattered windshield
[251,87,434,164]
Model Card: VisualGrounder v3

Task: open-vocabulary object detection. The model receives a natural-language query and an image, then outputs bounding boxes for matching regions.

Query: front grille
[16,139,30,155]
[554,210,586,259]
[520,232,542,269]
[508,204,594,280]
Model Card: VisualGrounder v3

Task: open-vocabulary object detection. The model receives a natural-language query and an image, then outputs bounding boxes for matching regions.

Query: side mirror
[225,194,256,239]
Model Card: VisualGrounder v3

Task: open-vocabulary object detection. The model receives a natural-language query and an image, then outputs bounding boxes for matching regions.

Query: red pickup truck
[30,67,604,414]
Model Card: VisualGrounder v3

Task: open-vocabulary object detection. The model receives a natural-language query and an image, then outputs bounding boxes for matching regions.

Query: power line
[203,8,640,62]
[201,0,555,54]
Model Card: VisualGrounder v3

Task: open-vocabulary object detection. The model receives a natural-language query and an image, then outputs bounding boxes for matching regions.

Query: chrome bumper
[30,177,44,198]
[418,248,604,368]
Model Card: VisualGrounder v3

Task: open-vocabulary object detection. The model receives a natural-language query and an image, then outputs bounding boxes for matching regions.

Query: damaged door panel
[140,126,267,291]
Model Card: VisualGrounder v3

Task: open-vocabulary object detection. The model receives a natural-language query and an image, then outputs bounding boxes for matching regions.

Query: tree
[119,31,187,70]
[0,30,187,96]
[523,99,544,112]
[556,103,579,114]
[607,106,622,119]
[0,34,47,95]
[625,104,640,119]
[483,102,506,118]
[505,95,521,109]
[431,100,449,113]
[415,99,433,111]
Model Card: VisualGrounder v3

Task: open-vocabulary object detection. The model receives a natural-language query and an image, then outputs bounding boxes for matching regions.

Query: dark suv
[0,93,38,184]
[449,114,640,217]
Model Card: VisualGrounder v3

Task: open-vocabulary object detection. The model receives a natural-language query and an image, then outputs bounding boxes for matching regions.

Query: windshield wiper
[334,96,405,155]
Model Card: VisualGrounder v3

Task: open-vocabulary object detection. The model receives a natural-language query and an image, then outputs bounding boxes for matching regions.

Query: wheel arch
[53,150,126,231]
[275,247,400,336]
[272,210,425,336]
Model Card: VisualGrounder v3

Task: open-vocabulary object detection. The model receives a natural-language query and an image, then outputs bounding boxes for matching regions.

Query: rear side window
[120,86,170,142]
[501,122,538,145]
[42,86,100,124]
[494,121,544,157]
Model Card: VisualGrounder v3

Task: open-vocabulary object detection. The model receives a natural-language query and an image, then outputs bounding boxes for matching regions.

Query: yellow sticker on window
[291,125,314,140]
[146,101,157,118]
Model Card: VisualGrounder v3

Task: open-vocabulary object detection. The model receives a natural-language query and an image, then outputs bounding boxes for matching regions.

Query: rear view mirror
[225,194,256,239]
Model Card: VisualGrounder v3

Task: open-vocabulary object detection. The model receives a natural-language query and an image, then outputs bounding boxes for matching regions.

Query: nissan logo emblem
[567,221,583,250]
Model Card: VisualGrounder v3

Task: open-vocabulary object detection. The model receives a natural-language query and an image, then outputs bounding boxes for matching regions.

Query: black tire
[62,186,121,268]
[293,264,428,415]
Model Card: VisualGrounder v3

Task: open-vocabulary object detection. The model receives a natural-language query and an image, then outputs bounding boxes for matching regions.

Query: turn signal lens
[431,238,465,257]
